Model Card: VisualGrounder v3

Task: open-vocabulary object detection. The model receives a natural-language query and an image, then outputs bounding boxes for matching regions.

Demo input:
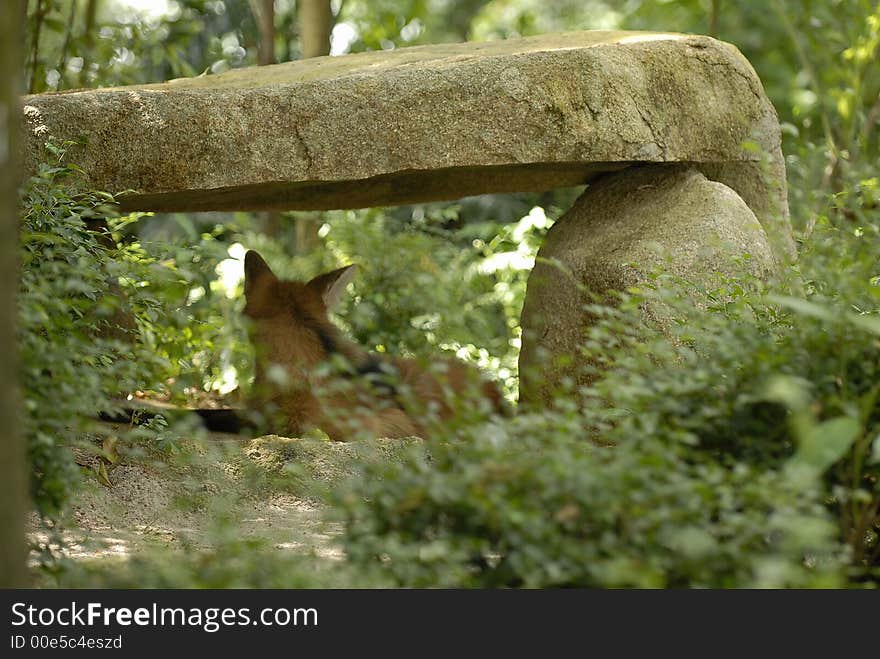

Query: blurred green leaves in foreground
[19,0,880,587]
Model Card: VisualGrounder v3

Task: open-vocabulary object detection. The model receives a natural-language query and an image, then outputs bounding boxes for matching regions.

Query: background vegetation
[13,0,880,587]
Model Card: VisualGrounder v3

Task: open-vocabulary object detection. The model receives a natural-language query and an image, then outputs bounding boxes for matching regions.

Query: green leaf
[768,294,836,322]
[769,294,880,336]
[794,417,861,472]
[848,314,880,336]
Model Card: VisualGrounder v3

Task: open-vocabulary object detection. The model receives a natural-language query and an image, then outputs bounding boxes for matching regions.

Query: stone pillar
[518,165,779,406]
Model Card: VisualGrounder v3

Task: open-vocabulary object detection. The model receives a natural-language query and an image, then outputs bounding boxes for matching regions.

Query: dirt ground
[28,422,418,573]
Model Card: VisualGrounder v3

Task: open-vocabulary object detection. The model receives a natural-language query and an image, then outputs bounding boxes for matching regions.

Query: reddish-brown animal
[243,250,506,440]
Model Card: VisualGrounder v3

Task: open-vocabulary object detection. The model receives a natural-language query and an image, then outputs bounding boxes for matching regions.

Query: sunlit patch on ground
[27,430,354,571]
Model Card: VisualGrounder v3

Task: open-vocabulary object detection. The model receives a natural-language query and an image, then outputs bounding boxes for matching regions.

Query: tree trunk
[254,0,281,233]
[79,0,99,87]
[294,0,333,254]
[709,0,721,37]
[27,0,46,93]
[299,0,332,59]
[445,0,492,42]
[257,0,275,66]
[57,0,79,83]
[0,0,29,588]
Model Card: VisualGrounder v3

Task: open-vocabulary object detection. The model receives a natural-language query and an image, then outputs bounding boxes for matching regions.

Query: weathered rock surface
[518,165,776,404]
[21,30,791,256]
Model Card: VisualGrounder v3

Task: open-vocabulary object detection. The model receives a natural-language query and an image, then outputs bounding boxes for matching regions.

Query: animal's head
[243,250,357,372]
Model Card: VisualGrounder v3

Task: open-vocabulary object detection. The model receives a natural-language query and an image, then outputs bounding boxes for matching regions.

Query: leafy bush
[21,147,150,516]
[19,143,250,517]
[336,417,844,588]
[334,220,879,587]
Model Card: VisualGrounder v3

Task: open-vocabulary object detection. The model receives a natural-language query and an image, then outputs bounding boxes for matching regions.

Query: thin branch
[28,0,46,93]
[772,0,841,242]
[771,0,838,156]
[79,0,99,87]
[860,92,880,155]
[57,0,79,86]
[708,0,721,37]
[258,0,275,65]
[851,32,880,162]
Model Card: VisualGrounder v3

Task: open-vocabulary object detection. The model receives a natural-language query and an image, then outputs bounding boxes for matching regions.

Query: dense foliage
[20,144,250,516]
[337,226,880,586]
[18,1,880,587]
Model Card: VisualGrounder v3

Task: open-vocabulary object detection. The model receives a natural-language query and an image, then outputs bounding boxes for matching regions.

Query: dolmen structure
[21,31,793,404]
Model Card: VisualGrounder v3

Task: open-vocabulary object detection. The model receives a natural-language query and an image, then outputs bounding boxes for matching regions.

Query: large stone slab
[518,165,777,405]
[21,31,787,240]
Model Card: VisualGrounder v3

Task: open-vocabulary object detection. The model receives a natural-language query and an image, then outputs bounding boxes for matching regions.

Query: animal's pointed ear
[243,250,277,297]
[307,264,357,310]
